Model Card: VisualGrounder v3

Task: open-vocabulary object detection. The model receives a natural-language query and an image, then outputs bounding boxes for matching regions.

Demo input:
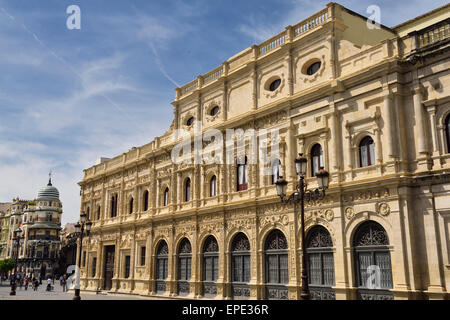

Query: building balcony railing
[28,235,60,241]
[178,7,330,97]
[415,18,450,49]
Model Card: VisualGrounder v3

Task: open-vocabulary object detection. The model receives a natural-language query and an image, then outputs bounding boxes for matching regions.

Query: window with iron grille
[203,236,219,282]
[264,229,289,284]
[156,241,169,280]
[353,221,393,289]
[306,225,335,286]
[231,233,251,283]
[178,238,192,281]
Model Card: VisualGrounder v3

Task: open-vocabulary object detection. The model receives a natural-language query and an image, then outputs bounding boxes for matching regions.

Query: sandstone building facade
[78,3,450,300]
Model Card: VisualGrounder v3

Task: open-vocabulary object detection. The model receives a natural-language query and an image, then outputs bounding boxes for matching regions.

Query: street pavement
[0,282,158,300]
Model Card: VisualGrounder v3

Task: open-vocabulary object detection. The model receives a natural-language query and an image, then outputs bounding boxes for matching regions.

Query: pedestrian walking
[46,277,52,291]
[62,274,67,292]
[59,275,63,286]
[33,278,39,291]
[19,276,23,290]
[25,277,29,290]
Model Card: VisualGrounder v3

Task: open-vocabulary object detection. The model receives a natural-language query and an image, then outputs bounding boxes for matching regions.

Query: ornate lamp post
[10,228,24,296]
[275,153,329,300]
[73,213,92,301]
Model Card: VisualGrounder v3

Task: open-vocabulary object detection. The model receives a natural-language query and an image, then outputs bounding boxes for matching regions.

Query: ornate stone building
[2,178,64,279]
[78,3,450,300]
[19,178,63,279]
[0,202,12,259]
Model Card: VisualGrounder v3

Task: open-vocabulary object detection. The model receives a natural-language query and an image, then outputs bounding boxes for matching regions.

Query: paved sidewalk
[0,282,156,300]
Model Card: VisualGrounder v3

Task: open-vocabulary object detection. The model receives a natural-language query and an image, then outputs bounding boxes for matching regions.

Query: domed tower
[22,175,63,279]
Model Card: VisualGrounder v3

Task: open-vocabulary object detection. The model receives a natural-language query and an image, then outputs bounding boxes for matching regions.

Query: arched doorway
[353,221,393,300]
[202,236,219,298]
[264,229,289,300]
[306,225,335,300]
[177,238,192,296]
[230,233,251,300]
[155,240,169,294]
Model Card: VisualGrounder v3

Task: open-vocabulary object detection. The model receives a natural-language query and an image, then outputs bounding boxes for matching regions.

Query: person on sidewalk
[46,277,52,291]
[25,277,29,290]
[62,274,67,292]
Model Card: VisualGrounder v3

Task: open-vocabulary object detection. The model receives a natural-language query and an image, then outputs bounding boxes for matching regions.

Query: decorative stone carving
[259,214,289,228]
[345,207,355,220]
[305,209,334,222]
[377,202,390,216]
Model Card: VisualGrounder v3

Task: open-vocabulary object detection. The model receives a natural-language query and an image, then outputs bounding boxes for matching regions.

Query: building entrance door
[103,246,115,291]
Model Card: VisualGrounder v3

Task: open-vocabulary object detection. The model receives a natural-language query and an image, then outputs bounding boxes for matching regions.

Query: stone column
[413,87,428,155]
[382,92,396,158]
[130,230,136,292]
[426,103,440,157]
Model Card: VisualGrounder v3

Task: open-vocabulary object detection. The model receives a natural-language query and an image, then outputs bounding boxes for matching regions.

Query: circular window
[210,106,219,116]
[186,117,194,126]
[269,79,281,91]
[306,61,321,75]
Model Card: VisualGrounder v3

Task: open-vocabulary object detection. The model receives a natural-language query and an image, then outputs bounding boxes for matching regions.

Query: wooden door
[103,246,115,290]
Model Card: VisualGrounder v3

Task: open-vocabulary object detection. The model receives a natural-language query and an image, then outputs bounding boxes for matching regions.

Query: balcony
[28,235,60,241]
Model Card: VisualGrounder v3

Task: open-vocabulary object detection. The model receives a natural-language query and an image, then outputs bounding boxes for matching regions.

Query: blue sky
[0,0,446,224]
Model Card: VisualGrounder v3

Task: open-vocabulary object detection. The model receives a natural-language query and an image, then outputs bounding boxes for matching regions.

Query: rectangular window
[82,251,87,267]
[92,257,97,277]
[279,254,289,284]
[323,253,335,286]
[124,255,131,279]
[140,246,146,266]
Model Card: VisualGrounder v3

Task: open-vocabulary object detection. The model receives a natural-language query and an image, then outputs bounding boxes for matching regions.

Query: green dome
[37,179,60,200]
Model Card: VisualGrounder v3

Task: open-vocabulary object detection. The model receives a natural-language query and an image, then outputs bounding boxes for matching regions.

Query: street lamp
[275,153,329,300]
[73,213,92,301]
[9,228,23,296]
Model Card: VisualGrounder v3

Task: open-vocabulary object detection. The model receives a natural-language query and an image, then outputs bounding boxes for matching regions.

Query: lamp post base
[73,289,81,300]
[300,293,310,300]
[10,283,16,296]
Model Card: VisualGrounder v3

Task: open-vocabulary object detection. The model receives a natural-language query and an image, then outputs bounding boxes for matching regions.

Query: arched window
[163,188,169,207]
[264,229,289,300]
[156,241,169,293]
[306,226,335,300]
[202,236,219,297]
[231,233,251,299]
[272,159,282,185]
[445,114,450,153]
[110,194,118,218]
[353,221,393,300]
[185,178,191,202]
[359,136,375,167]
[129,198,134,214]
[177,238,192,296]
[311,144,323,177]
[143,190,149,211]
[210,176,217,197]
[237,156,248,191]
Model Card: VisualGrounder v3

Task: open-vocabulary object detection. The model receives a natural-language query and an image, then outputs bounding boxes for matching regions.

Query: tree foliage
[0,258,15,273]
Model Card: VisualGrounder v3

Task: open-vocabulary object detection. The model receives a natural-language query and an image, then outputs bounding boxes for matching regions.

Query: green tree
[0,258,15,276]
